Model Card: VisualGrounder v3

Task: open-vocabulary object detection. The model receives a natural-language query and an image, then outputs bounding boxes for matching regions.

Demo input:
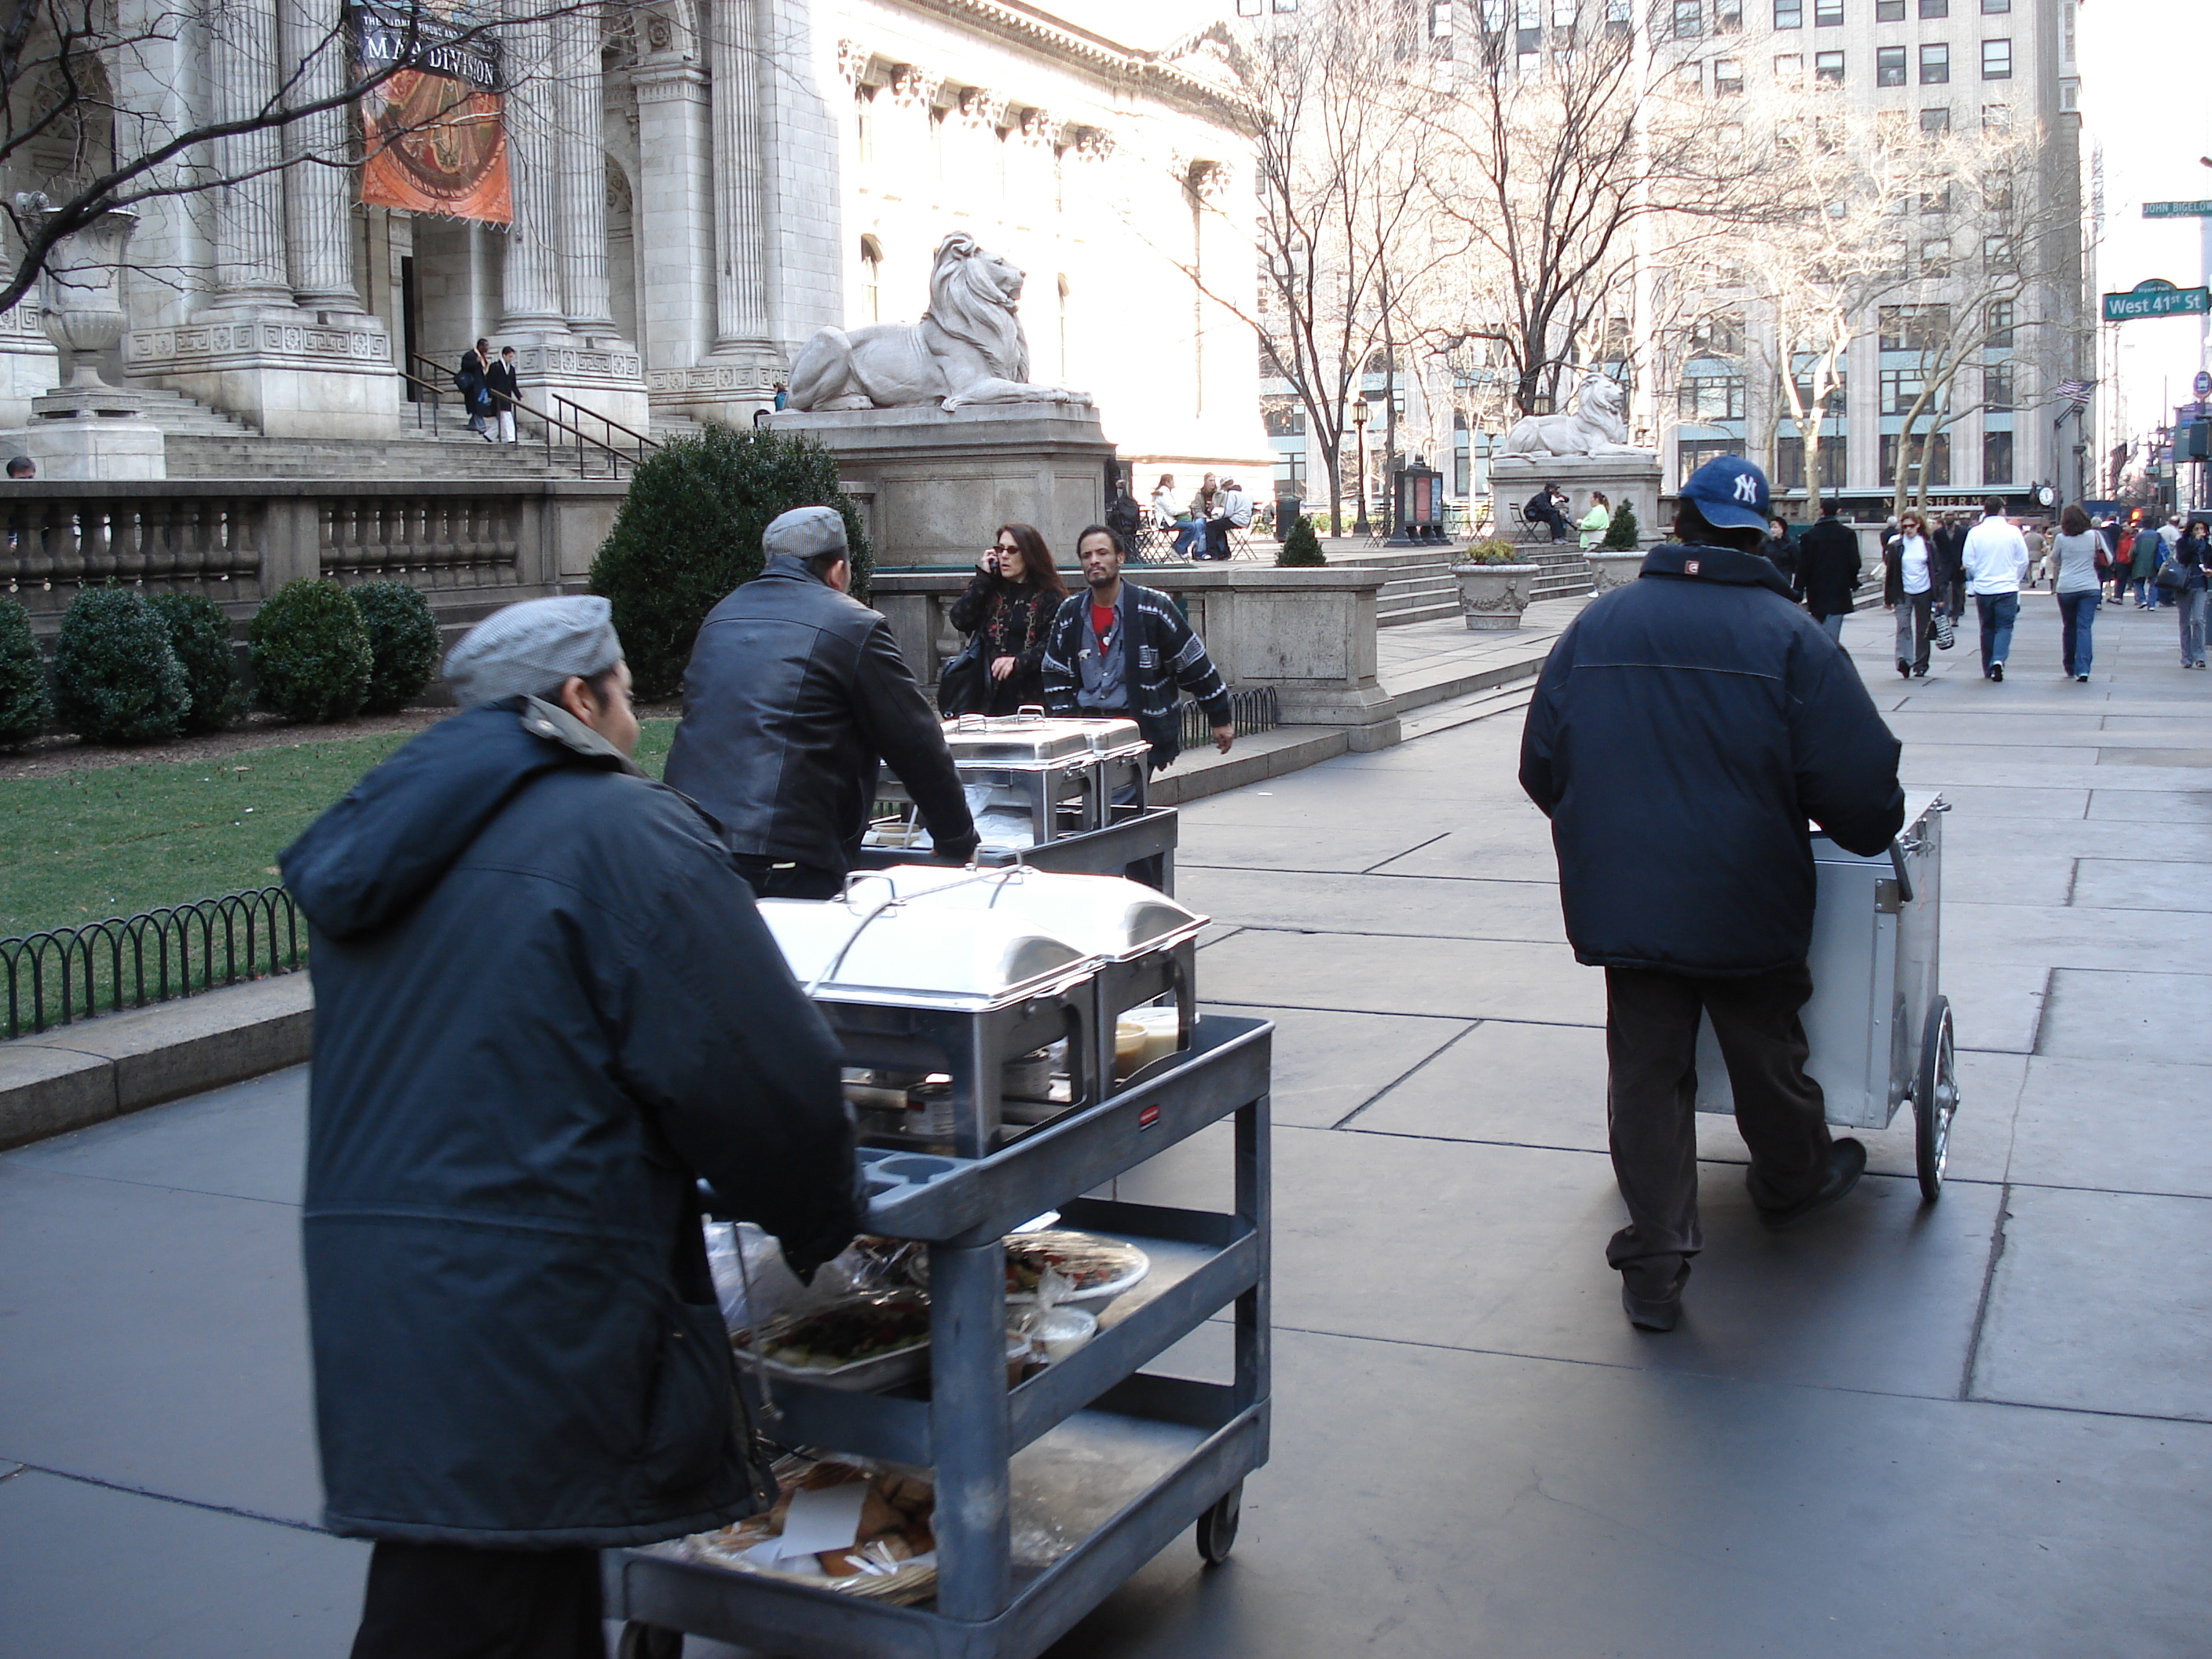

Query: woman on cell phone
[946,523,1069,714]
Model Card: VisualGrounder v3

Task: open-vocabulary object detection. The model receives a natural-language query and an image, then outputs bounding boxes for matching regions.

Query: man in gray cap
[282,595,859,1657]
[667,504,977,896]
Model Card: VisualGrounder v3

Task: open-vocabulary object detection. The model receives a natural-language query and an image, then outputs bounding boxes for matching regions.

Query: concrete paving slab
[1197,930,1604,1025]
[2007,1057,2212,1198]
[1029,1331,2212,1659]
[1934,851,2077,907]
[2083,788,2212,822]
[2,1064,308,1207]
[1925,784,2090,819]
[1347,1016,1609,1147]
[1972,1186,2212,1423]
[1356,826,1562,884]
[1943,902,2207,975]
[2068,857,2212,912]
[1939,960,2049,1055]
[1940,815,2212,862]
[1174,867,1567,944]
[1173,819,1464,876]
[2034,968,2212,1064]
[1198,1005,1470,1130]
[0,1469,364,1659]
[0,1164,322,1524]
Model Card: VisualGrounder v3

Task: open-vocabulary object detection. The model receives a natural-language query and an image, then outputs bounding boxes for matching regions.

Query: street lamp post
[1352,397,1372,537]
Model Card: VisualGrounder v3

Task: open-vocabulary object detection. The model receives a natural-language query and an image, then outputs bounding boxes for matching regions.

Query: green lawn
[1,717,679,940]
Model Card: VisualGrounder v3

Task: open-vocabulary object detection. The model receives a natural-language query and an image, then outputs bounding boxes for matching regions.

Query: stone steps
[1371,555,1461,629]
[123,386,253,438]
[1525,544,1595,601]
[164,432,562,481]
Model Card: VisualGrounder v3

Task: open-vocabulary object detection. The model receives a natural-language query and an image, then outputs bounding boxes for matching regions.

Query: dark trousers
[1528,505,1569,542]
[1200,518,1232,559]
[350,1541,603,1659]
[1602,964,1833,1292]
[731,855,844,900]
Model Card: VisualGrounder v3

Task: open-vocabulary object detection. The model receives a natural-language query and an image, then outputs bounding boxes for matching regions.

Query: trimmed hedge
[1602,500,1640,550]
[0,598,47,745]
[1275,515,1326,567]
[148,591,246,735]
[250,578,372,723]
[51,586,192,743]
[352,580,442,713]
[588,425,871,700]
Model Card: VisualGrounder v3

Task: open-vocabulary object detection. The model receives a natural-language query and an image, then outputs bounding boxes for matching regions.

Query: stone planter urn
[1588,551,1645,594]
[29,201,139,390]
[1451,559,1540,631]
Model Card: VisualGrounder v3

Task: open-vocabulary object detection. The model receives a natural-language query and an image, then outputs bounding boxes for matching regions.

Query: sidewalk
[2,591,2204,1657]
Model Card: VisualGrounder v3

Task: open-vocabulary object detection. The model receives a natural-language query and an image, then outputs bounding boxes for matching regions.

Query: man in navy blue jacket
[1520,456,1904,1333]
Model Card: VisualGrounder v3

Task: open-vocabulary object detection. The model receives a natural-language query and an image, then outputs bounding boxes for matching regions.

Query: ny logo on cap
[1733,474,1760,504]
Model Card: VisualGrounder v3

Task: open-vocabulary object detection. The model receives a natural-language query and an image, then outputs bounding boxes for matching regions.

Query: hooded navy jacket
[282,698,858,1546]
[1520,543,1904,976]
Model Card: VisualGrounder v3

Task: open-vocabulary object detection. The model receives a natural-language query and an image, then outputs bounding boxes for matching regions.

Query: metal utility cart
[1695,793,1957,1199]
[606,1014,1273,1659]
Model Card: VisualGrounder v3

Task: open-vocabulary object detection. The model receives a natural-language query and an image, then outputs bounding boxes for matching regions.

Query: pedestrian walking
[664,506,978,896]
[1883,510,1939,676]
[1518,455,1904,1334]
[455,338,494,438]
[1961,496,2029,681]
[485,346,520,444]
[1042,525,1235,771]
[1761,515,1799,598]
[2129,516,2160,608]
[2170,518,2210,668]
[1934,512,1969,619]
[1797,500,1859,642]
[2050,503,2105,683]
[1579,492,1613,550]
[943,522,1069,715]
[281,595,861,1659]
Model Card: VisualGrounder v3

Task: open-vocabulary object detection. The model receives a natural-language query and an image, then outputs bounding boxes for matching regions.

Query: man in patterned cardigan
[1042,524,1235,772]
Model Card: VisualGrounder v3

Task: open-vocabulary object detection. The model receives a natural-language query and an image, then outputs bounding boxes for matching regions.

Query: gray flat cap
[764,505,848,561]
[443,595,622,709]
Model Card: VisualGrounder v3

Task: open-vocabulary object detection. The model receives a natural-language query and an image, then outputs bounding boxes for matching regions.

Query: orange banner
[354,1,511,225]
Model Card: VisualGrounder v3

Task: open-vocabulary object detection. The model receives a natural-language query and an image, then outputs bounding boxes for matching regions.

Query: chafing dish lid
[758,895,1094,1006]
[860,866,1208,960]
[1058,716,1148,760]
[941,712,1096,765]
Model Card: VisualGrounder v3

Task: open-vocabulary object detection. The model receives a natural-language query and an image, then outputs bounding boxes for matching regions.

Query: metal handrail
[405,352,643,478]
[396,362,449,435]
[550,391,659,457]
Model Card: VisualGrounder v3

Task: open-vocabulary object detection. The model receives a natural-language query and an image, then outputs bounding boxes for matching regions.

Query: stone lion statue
[1500,374,1640,457]
[786,232,1089,412]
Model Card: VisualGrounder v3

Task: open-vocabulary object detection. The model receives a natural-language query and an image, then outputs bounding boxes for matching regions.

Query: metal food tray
[852,804,1182,896]
[731,1335,931,1393]
[608,1014,1273,1659]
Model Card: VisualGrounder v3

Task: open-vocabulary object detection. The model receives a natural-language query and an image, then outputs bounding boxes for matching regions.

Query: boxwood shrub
[0,597,49,745]
[1276,515,1326,567]
[51,586,192,743]
[351,580,441,713]
[148,591,246,734]
[250,578,372,723]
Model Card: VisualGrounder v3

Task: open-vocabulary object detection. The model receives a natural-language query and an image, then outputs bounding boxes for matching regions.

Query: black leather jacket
[665,555,977,872]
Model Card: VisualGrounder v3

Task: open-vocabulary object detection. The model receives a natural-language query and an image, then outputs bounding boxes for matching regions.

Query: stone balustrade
[0,479,625,627]
[870,562,1401,750]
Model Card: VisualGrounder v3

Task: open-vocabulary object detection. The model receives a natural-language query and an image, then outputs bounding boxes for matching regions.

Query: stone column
[552,9,616,332]
[498,3,568,330]
[207,0,291,306]
[279,0,364,311]
[708,0,771,348]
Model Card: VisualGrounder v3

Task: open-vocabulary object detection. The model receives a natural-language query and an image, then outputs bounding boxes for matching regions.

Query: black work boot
[1756,1137,1868,1230]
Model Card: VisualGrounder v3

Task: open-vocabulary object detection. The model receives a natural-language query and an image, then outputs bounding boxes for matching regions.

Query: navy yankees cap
[1679,454,1772,531]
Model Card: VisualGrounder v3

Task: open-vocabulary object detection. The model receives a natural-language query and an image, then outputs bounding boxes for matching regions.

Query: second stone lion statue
[1501,374,1640,457]
[786,232,1088,412]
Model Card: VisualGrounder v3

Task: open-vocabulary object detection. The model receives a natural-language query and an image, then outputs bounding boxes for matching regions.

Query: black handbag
[936,636,988,717]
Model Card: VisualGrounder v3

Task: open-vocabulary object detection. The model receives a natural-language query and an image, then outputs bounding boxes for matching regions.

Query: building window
[1774,52,1804,78]
[1430,0,1454,36]
[1983,235,2016,272]
[1719,119,1747,147]
[1879,368,1925,415]
[859,236,883,320]
[1876,0,1902,17]
[1789,362,1848,412]
[1983,429,2012,482]
[1877,45,1906,83]
[1679,438,1746,486]
[1919,42,1949,82]
[1606,0,1634,33]
[1716,0,1743,31]
[1713,56,1743,91]
[1921,185,1950,215]
[1775,436,1848,490]
[1921,105,1950,131]
[1677,60,1704,92]
[1881,433,1950,485]
[1238,0,1263,13]
[1981,37,2011,78]
[1981,101,2009,127]
[1918,0,1948,15]
[1880,303,1951,350]
[1774,0,1801,22]
[1986,298,2015,346]
[1815,49,1844,82]
[1691,310,1745,354]
[855,92,874,164]
[1673,0,1701,37]
[1983,363,2013,409]
[1980,0,2007,10]
[1814,0,1842,23]
[1678,375,1745,420]
[1920,236,1951,274]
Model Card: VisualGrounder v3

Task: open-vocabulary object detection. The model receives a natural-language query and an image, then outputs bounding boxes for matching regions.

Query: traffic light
[2187,422,2212,461]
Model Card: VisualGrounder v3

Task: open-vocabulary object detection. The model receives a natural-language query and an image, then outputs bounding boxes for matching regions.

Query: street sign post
[2144,201,2212,218]
[2196,371,2211,399]
[2103,279,2212,322]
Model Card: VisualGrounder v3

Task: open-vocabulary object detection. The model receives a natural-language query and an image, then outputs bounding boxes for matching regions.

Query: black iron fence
[2,886,306,1039]
[1180,687,1280,751]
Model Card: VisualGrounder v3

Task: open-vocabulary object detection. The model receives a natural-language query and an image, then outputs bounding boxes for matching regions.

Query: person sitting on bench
[1525,483,1571,543]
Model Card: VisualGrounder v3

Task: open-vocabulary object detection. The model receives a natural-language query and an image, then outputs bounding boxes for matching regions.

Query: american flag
[2054,379,2096,407]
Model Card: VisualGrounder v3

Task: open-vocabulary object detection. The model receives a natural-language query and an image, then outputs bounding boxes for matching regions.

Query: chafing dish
[852,866,1207,1097]
[757,895,1104,1158]
[868,712,1146,852]
[1061,716,1150,815]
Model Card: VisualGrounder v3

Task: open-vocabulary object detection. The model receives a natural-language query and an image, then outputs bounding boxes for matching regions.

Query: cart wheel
[1196,1481,1243,1566]
[1914,995,1957,1203]
[616,1623,683,1659]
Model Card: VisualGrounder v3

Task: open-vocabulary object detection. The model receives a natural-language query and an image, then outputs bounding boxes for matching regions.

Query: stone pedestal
[0,304,58,428]
[766,402,1115,567]
[5,417,167,480]
[130,307,399,439]
[1491,452,1663,549]
[504,331,651,440]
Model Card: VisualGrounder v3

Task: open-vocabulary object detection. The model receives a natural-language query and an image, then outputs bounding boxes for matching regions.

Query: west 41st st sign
[2104,278,2212,323]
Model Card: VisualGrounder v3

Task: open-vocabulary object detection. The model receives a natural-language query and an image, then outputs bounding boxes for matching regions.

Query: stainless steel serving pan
[757,896,1097,1011]
[854,866,1207,962]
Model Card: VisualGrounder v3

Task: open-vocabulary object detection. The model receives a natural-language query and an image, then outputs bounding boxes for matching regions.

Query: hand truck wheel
[1196,1481,1243,1566]
[617,1621,683,1659]
[1914,995,1957,1203]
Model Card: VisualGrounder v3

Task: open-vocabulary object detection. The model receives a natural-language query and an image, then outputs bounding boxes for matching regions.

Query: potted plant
[1450,538,1541,631]
[1588,499,1645,592]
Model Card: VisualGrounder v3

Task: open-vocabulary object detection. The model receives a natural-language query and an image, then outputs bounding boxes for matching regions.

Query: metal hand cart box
[606,1015,1273,1659]
[1694,793,1957,1199]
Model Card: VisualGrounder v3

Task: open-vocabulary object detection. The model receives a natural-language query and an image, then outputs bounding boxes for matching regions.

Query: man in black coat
[1520,456,1904,1334]
[666,506,977,896]
[1796,498,1863,642]
[1932,512,1968,618]
[282,595,861,1658]
[1525,482,1571,542]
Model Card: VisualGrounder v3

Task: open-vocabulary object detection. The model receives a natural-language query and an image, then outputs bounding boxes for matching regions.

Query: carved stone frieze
[646,363,778,395]
[517,342,643,382]
[131,320,394,368]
